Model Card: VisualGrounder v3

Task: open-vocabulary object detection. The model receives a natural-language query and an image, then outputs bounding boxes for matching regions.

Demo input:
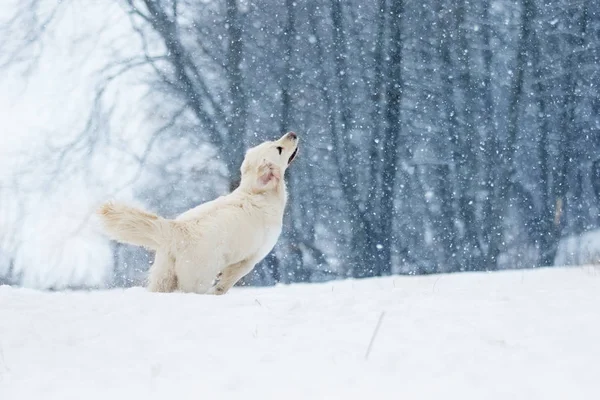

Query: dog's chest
[255,225,282,261]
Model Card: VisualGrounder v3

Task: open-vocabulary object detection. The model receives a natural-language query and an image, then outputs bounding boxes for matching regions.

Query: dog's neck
[236,179,288,212]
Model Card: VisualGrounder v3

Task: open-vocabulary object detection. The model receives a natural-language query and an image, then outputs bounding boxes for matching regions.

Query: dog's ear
[257,160,281,187]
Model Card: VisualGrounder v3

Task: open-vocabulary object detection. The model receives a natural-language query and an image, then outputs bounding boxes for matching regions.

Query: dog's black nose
[287,131,297,140]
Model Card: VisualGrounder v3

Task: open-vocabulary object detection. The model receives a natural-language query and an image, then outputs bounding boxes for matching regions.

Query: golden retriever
[98,132,299,294]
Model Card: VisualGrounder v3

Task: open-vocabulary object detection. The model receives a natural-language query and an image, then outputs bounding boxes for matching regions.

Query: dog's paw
[214,286,227,295]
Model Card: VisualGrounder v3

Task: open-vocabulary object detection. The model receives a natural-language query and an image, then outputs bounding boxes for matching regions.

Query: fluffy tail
[97,202,173,250]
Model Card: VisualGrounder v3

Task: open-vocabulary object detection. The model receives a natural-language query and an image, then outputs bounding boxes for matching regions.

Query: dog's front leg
[212,259,255,295]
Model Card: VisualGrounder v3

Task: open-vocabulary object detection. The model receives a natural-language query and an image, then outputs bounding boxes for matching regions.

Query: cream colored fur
[98,132,299,295]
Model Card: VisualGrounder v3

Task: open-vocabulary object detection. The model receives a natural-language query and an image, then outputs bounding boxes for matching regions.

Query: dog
[98,132,299,294]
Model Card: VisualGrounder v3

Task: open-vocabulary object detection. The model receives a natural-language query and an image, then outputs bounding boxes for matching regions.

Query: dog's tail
[97,202,174,250]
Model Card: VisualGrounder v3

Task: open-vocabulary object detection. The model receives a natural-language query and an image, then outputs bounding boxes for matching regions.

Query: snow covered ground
[1,267,599,400]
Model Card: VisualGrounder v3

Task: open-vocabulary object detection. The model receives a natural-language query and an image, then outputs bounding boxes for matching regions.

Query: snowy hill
[1,267,599,399]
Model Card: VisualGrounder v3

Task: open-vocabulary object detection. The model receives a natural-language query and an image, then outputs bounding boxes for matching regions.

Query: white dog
[98,132,299,295]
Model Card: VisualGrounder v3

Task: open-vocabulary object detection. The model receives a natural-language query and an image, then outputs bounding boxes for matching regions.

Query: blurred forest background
[1,0,599,289]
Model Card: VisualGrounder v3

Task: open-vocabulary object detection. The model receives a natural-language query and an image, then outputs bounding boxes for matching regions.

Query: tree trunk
[436,0,462,272]
[481,0,502,270]
[379,0,404,276]
[225,0,248,191]
[454,0,483,270]
[488,0,534,269]
[276,0,299,283]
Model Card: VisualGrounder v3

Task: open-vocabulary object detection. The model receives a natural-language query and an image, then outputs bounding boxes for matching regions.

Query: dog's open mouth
[288,147,298,164]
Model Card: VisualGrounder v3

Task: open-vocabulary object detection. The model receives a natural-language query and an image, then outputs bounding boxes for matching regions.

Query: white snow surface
[1,267,599,399]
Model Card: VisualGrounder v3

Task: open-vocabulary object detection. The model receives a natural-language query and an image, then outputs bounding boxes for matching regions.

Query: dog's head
[240,131,299,193]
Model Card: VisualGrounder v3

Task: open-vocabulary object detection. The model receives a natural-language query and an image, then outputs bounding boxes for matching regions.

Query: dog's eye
[276,146,283,155]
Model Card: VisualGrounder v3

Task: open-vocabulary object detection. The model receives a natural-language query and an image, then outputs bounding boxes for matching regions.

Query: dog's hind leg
[147,250,177,292]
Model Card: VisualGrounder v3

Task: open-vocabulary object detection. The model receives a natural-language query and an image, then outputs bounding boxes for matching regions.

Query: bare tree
[3,0,600,287]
